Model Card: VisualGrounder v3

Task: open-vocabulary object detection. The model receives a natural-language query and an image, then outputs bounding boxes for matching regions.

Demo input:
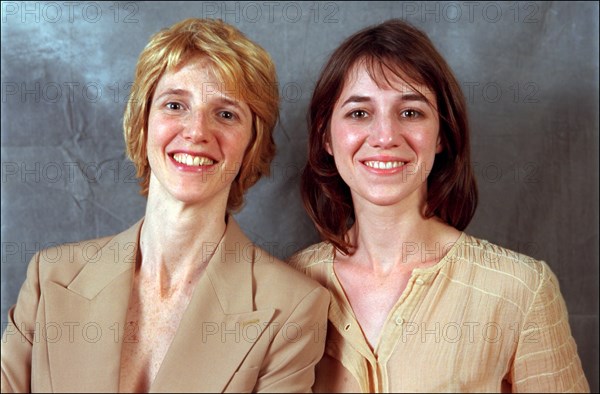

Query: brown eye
[350,110,368,119]
[166,102,182,110]
[219,111,236,120]
[401,109,420,118]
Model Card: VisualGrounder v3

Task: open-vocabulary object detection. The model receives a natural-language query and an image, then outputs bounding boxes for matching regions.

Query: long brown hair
[302,19,478,254]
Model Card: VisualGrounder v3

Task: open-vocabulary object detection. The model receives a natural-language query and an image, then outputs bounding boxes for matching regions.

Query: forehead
[341,60,435,98]
[157,55,218,86]
[154,55,248,104]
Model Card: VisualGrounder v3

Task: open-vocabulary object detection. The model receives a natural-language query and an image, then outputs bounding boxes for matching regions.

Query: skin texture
[327,62,442,210]
[327,63,461,349]
[146,55,252,207]
[119,55,253,392]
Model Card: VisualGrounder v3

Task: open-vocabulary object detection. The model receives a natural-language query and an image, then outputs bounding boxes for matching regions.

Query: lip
[168,150,219,172]
[359,155,409,175]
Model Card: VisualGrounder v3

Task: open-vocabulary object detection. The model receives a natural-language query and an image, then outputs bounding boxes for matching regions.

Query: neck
[139,178,229,288]
[347,191,459,275]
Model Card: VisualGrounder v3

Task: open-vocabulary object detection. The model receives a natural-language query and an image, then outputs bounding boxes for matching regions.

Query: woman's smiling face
[146,55,253,206]
[328,61,441,209]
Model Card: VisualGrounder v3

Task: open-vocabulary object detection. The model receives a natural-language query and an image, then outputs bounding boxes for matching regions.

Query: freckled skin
[333,252,440,350]
[328,63,460,350]
[119,263,204,392]
[118,55,253,392]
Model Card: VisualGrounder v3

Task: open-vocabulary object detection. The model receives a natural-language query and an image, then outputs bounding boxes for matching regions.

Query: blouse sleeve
[510,261,589,392]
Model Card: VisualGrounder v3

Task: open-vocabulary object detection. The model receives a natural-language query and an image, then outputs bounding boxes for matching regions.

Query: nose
[367,116,401,149]
[182,111,213,143]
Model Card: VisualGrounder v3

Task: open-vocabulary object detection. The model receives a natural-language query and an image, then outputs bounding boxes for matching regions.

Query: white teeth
[172,153,215,166]
[364,160,405,169]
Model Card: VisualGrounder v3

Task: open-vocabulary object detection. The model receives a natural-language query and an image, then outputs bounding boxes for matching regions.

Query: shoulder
[32,234,115,284]
[288,242,334,270]
[459,234,545,274]
[253,244,329,303]
[37,235,115,262]
[452,234,554,303]
[287,242,334,288]
[30,219,141,287]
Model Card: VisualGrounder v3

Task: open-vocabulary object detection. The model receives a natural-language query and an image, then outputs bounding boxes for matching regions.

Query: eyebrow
[341,93,428,107]
[214,96,245,111]
[153,89,246,111]
[154,88,190,101]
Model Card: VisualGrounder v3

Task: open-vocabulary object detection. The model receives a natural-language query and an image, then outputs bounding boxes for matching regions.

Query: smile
[363,160,405,169]
[172,153,215,167]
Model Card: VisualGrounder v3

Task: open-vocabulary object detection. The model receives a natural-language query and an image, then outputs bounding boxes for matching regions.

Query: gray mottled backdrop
[1,1,598,390]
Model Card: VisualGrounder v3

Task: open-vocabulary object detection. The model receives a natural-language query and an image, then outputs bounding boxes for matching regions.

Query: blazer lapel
[43,220,142,393]
[151,218,275,393]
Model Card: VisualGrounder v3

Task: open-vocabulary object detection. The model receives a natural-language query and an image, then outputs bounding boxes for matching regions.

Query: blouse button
[344,323,351,331]
[415,278,425,285]
[395,316,404,326]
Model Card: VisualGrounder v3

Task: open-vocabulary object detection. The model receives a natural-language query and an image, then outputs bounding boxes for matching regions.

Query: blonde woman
[2,18,328,393]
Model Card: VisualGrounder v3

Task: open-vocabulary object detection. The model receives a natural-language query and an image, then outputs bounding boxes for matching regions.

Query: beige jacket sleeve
[1,252,41,393]
[1,221,331,393]
[254,286,329,393]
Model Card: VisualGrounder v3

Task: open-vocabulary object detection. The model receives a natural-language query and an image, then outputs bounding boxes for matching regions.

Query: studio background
[1,1,598,390]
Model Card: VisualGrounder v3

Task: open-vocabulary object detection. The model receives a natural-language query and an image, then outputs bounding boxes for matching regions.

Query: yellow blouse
[289,232,589,393]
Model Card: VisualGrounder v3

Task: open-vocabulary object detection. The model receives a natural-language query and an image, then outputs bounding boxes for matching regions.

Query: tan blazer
[1,218,329,393]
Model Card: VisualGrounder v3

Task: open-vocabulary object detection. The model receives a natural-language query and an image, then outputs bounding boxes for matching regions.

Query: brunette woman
[291,19,588,393]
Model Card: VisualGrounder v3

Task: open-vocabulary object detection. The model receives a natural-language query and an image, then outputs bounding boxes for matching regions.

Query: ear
[325,141,333,156]
[321,125,333,156]
[435,134,443,154]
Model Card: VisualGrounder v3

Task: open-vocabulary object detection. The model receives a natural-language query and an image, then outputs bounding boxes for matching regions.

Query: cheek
[223,128,252,161]
[409,123,441,154]
[147,115,179,148]
[329,123,363,157]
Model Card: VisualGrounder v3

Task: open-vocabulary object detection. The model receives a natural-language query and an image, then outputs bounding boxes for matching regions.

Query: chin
[358,187,408,206]
[173,195,204,205]
[369,197,405,207]
[355,190,401,206]
[171,184,231,208]
[357,182,425,208]
[163,185,206,205]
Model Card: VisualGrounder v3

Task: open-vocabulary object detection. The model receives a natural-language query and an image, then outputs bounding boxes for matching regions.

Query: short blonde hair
[123,18,279,211]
